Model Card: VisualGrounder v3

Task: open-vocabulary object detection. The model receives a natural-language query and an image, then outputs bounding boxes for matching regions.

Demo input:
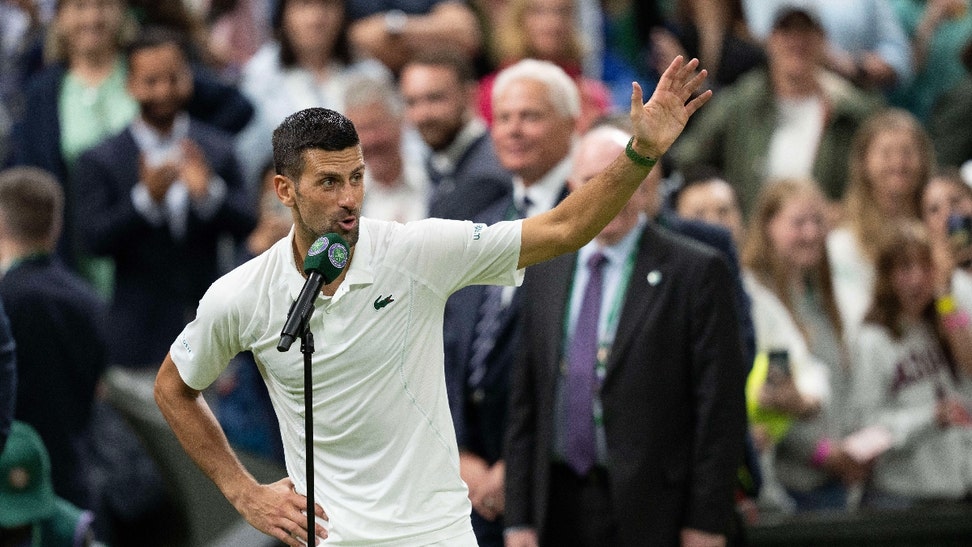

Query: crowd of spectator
[3,0,972,545]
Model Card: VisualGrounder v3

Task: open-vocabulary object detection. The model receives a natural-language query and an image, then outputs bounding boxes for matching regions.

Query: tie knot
[515,196,532,218]
[587,251,607,271]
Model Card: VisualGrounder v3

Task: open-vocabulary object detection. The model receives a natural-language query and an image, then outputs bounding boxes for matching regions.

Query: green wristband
[625,136,658,168]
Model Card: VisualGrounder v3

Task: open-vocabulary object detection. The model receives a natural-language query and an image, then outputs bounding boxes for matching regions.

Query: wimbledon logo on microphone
[308,236,330,256]
[329,241,349,269]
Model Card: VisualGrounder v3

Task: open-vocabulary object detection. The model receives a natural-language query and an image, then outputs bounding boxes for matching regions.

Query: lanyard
[562,245,638,385]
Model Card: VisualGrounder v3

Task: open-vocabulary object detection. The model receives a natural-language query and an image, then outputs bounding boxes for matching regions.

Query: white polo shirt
[170,216,524,545]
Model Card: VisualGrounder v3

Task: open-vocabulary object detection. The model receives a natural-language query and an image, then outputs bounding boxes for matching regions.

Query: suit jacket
[427,132,512,221]
[444,185,569,463]
[72,120,257,366]
[0,255,108,506]
[505,223,748,545]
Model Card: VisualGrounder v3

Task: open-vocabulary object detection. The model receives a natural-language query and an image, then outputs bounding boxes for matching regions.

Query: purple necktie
[566,251,607,476]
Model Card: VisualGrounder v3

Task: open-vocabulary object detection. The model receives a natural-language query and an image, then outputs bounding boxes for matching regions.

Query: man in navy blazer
[504,126,747,547]
[399,50,511,221]
[73,28,256,367]
[441,59,580,547]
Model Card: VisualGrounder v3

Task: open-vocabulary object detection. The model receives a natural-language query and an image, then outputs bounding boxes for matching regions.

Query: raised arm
[154,354,327,546]
[517,56,711,269]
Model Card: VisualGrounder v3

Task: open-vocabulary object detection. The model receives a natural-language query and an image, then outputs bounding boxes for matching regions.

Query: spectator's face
[865,128,924,216]
[767,192,826,272]
[891,253,935,319]
[56,0,125,56]
[676,178,745,245]
[569,133,649,246]
[767,24,825,80]
[127,43,193,130]
[276,147,365,248]
[283,0,344,60]
[921,177,972,241]
[400,64,469,151]
[491,78,575,185]
[523,0,574,59]
[345,102,402,183]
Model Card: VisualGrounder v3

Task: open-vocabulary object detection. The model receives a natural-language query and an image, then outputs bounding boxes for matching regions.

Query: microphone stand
[300,325,315,545]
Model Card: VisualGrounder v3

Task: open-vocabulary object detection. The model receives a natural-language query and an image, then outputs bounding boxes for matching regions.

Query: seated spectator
[828,108,934,334]
[0,421,98,547]
[345,0,482,74]
[72,27,256,369]
[742,179,863,514]
[848,220,972,510]
[651,0,767,93]
[744,0,913,91]
[236,0,389,189]
[476,0,613,132]
[670,164,746,247]
[889,0,972,123]
[674,5,883,216]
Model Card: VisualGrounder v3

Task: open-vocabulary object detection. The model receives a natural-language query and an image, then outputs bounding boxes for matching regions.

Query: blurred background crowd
[3,0,972,545]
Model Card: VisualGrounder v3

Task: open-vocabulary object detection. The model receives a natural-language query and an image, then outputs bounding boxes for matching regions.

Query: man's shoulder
[0,259,104,311]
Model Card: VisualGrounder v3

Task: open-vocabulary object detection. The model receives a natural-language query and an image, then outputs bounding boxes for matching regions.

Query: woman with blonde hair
[743,178,867,512]
[828,108,936,333]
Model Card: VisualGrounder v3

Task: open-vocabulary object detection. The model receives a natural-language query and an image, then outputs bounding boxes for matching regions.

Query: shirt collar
[513,155,572,216]
[130,112,190,152]
[578,214,646,267]
[285,220,376,302]
[429,118,488,174]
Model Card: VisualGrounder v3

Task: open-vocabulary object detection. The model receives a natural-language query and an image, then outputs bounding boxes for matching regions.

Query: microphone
[277,233,350,351]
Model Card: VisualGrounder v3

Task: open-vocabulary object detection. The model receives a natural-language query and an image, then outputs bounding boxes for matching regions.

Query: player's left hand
[629,56,711,161]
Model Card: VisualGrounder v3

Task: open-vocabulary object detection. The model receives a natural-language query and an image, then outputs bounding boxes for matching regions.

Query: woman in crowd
[849,219,972,509]
[236,0,388,188]
[742,179,865,513]
[476,0,612,131]
[828,108,935,334]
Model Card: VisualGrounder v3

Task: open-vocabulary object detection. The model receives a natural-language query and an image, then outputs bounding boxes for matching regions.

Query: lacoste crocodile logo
[374,295,395,310]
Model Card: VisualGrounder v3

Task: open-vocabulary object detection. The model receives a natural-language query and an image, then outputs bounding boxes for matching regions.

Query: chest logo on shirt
[374,295,395,310]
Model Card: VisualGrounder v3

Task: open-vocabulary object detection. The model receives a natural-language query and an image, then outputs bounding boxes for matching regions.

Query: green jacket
[673,68,884,216]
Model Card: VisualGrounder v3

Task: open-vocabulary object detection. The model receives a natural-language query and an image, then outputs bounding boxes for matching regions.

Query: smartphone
[766,349,790,385]
[947,214,972,267]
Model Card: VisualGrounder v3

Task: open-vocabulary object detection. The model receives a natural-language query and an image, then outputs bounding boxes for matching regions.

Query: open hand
[233,477,328,546]
[629,56,712,160]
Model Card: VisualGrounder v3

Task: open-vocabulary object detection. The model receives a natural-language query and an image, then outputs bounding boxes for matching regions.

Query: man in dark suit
[0,166,107,509]
[399,50,511,221]
[441,59,579,546]
[72,28,256,368]
[504,125,747,547]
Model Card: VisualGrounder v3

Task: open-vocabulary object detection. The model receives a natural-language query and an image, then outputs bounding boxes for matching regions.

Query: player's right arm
[154,353,327,546]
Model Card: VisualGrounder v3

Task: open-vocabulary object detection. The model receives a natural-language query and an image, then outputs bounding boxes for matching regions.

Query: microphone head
[304,233,350,284]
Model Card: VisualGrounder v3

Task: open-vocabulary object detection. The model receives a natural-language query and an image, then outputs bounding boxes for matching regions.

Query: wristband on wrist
[810,438,832,468]
[625,136,658,169]
[936,293,957,315]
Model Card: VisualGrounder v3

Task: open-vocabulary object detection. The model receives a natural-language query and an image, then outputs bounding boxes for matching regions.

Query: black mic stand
[299,324,316,545]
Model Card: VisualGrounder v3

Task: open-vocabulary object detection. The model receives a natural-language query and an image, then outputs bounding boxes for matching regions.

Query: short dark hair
[125,25,191,66]
[0,167,63,244]
[271,108,360,181]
